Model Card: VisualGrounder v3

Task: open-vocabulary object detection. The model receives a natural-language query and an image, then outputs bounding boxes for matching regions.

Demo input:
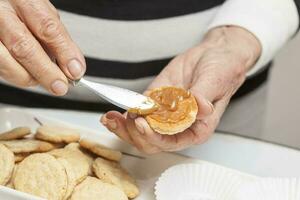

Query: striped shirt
[0,0,299,111]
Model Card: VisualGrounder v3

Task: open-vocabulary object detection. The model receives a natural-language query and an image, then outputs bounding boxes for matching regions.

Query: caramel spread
[128,98,159,115]
[145,87,194,123]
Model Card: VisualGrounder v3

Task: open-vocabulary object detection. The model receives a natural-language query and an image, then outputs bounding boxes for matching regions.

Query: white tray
[0,108,257,200]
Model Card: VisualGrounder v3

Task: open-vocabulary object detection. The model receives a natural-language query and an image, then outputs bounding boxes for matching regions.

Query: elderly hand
[101,26,261,154]
[0,0,85,95]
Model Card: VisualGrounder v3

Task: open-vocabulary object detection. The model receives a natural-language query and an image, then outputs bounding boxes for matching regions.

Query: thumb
[189,89,215,120]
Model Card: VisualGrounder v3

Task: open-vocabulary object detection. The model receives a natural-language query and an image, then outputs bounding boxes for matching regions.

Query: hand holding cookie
[101,26,261,153]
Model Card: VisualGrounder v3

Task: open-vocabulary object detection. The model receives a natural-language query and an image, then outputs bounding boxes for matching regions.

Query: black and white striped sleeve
[207,0,299,76]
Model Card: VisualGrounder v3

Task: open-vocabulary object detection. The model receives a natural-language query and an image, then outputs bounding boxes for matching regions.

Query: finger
[0,41,37,87]
[189,66,222,120]
[44,0,60,18]
[134,117,200,152]
[192,91,214,120]
[10,0,86,79]
[126,115,161,154]
[0,3,68,95]
[191,97,230,145]
[101,111,134,145]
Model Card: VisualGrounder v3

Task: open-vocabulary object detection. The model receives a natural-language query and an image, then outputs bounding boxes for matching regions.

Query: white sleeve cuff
[207,0,299,77]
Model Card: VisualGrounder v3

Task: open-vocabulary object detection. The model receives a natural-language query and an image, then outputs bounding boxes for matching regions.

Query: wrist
[202,26,262,72]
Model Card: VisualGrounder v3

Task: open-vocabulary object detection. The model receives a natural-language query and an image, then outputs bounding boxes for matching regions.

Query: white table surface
[2,104,300,178]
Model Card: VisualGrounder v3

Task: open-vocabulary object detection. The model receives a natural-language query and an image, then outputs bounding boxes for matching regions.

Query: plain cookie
[0,139,56,153]
[14,153,68,200]
[70,176,127,200]
[0,144,15,185]
[35,125,80,144]
[48,148,89,184]
[64,142,81,150]
[65,143,95,175]
[79,139,122,161]
[93,157,139,198]
[57,158,77,200]
[0,127,31,140]
[5,163,18,188]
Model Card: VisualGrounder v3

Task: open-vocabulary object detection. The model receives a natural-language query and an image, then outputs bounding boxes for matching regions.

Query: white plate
[0,108,256,200]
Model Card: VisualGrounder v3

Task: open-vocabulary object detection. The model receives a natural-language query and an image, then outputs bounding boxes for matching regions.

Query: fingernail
[68,59,84,79]
[51,80,68,95]
[107,119,117,130]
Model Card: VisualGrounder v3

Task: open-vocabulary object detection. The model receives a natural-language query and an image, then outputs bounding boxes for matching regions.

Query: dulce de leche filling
[145,87,193,123]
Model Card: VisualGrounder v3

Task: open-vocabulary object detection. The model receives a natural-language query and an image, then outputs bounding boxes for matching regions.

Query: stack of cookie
[0,125,139,200]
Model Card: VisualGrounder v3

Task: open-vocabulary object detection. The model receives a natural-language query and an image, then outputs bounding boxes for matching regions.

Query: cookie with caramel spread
[144,86,198,135]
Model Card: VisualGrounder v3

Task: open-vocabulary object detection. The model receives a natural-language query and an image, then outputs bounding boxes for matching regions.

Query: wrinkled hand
[101,26,261,154]
[0,0,85,95]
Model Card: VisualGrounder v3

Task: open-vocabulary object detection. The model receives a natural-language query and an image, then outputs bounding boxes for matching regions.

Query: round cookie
[0,127,31,140]
[57,158,77,200]
[35,125,80,143]
[0,144,15,185]
[0,139,56,153]
[65,143,95,175]
[65,142,81,150]
[14,153,68,200]
[48,148,89,184]
[145,86,198,135]
[5,163,18,188]
[70,176,128,200]
[79,139,122,161]
[5,180,14,189]
[92,157,139,198]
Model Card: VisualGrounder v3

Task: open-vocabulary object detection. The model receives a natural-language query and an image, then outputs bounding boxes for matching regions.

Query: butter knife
[71,78,156,112]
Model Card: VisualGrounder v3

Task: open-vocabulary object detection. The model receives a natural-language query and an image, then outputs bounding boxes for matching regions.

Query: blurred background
[263,33,300,149]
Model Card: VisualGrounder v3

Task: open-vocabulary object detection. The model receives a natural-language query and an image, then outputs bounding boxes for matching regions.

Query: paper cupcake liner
[237,178,300,200]
[155,163,244,200]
